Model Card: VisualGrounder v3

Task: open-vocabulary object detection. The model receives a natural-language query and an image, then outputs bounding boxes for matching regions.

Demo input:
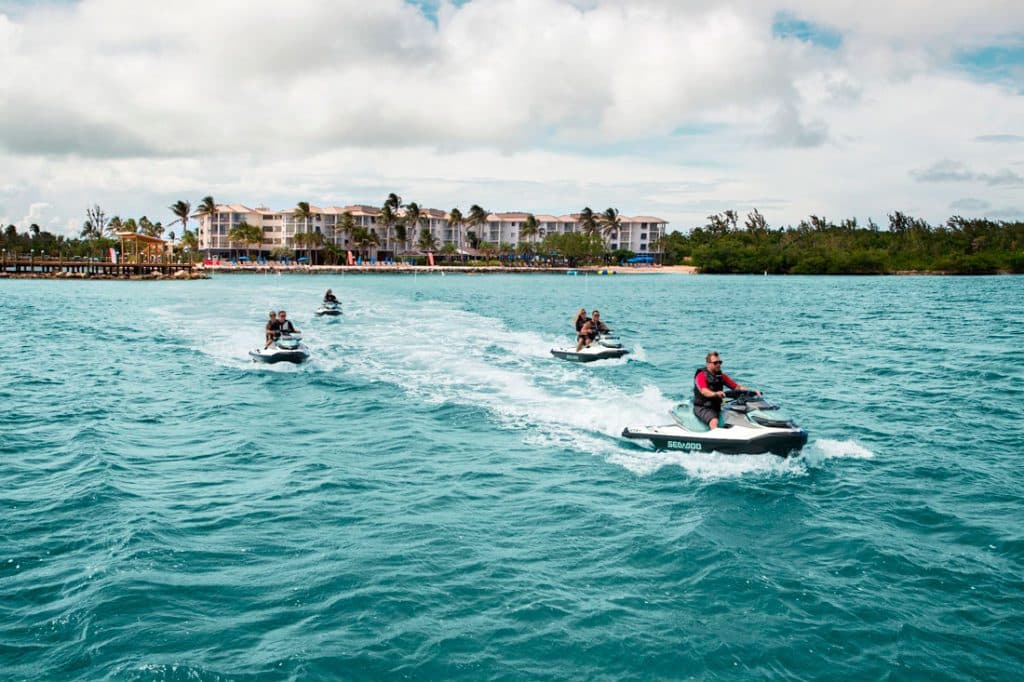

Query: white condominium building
[193,203,668,260]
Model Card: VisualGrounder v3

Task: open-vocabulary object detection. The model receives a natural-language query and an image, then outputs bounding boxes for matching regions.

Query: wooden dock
[1,256,198,278]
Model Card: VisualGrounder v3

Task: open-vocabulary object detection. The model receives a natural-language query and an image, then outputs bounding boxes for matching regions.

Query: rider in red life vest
[693,351,760,429]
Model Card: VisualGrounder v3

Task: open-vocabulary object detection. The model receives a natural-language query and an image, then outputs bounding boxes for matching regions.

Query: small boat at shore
[249,334,310,364]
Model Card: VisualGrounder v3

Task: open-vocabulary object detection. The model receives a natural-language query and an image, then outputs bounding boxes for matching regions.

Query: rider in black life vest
[277,310,299,336]
[324,289,339,304]
[264,311,281,349]
[693,351,759,429]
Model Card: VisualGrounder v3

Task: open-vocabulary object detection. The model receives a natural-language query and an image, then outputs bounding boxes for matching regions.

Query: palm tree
[598,208,622,250]
[403,201,422,253]
[322,243,342,265]
[378,204,398,254]
[180,230,198,256]
[351,226,380,260]
[417,227,438,252]
[578,207,599,237]
[228,222,263,260]
[520,214,539,246]
[448,207,464,249]
[337,212,356,251]
[440,242,458,263]
[305,229,324,264]
[467,205,488,250]
[196,196,217,251]
[292,232,307,262]
[106,216,124,237]
[169,200,191,237]
[294,200,313,236]
[385,193,402,213]
[394,222,408,253]
[29,224,40,239]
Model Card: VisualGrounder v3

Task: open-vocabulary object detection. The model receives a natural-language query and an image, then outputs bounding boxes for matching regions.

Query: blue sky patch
[405,0,470,23]
[955,42,1024,86]
[771,12,842,50]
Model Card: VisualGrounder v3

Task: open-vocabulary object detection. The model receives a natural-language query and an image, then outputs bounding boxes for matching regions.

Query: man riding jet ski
[552,309,629,362]
[250,310,310,363]
[316,289,343,317]
[621,352,807,456]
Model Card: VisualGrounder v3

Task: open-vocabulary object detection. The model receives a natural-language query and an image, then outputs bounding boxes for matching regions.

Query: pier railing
[0,255,196,277]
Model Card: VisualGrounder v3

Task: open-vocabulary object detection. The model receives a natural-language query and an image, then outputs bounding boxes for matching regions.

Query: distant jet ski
[621,390,807,456]
[315,301,342,317]
[249,334,310,364]
[551,334,629,362]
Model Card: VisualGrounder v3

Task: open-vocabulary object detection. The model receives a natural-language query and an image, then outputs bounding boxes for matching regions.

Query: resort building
[193,203,668,261]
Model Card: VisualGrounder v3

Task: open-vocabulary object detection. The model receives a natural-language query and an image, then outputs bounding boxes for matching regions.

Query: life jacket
[279,320,296,334]
[693,367,724,408]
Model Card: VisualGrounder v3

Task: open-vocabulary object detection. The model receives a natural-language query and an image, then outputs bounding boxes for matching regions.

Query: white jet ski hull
[551,346,629,362]
[249,345,310,364]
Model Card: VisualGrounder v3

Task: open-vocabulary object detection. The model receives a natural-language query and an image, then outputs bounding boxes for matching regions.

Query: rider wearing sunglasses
[693,351,759,429]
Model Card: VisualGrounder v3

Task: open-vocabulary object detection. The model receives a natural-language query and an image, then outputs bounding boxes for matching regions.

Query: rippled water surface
[2,273,1022,679]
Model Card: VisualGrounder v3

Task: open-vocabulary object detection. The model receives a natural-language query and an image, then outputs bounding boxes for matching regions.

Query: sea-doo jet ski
[249,333,310,364]
[621,390,807,456]
[551,333,629,362]
[315,301,342,317]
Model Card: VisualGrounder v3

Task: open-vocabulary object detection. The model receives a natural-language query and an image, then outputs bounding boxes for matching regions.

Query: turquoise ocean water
[2,273,1022,679]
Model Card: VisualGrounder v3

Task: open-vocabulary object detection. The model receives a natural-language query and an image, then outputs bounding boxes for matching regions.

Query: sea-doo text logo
[668,442,702,451]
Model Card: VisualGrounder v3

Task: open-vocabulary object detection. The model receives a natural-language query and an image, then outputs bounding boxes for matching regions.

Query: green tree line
[659,210,1024,274]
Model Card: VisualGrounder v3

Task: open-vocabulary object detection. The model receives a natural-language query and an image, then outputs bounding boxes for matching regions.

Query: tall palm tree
[578,207,599,237]
[598,208,622,247]
[448,207,464,249]
[305,229,324,264]
[378,204,397,254]
[196,196,217,252]
[294,201,312,235]
[293,232,307,262]
[403,202,421,252]
[467,205,488,249]
[337,212,356,251]
[106,216,123,237]
[520,214,539,245]
[385,193,402,213]
[169,200,191,236]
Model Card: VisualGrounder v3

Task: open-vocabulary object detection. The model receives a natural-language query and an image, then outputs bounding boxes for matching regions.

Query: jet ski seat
[670,403,711,432]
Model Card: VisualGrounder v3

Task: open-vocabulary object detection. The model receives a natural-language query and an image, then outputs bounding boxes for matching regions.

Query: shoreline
[0,264,696,279]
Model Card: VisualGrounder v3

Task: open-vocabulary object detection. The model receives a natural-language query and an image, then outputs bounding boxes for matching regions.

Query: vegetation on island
[657,210,1024,274]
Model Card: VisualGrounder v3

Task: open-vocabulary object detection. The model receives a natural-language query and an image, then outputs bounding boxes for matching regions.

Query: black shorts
[693,404,720,425]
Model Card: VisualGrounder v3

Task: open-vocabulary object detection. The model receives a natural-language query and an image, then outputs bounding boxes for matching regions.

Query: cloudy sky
[1,0,1022,236]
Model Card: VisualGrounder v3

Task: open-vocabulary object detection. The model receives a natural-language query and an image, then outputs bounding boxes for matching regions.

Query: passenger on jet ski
[323,289,339,304]
[574,308,589,332]
[277,310,300,336]
[694,352,760,429]
[576,318,595,351]
[264,311,281,349]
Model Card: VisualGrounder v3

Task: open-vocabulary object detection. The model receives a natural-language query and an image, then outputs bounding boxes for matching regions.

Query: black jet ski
[249,333,310,364]
[315,301,342,317]
[621,390,807,456]
[551,333,629,362]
